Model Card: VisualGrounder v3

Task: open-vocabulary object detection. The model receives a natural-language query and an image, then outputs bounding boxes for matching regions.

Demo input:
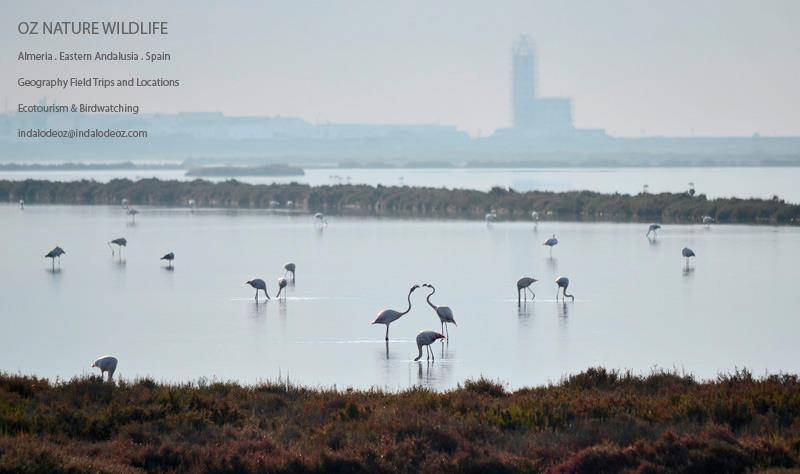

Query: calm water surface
[1,204,798,390]
[2,166,800,202]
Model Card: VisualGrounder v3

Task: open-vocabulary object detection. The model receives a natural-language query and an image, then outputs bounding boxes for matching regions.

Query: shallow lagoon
[1,204,798,390]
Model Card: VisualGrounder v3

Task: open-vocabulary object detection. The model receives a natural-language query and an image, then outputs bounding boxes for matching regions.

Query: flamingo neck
[401,289,414,315]
[426,287,437,310]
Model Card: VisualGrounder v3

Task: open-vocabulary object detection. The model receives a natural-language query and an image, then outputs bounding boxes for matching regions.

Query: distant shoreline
[0,368,798,472]
[2,178,798,225]
[3,159,800,170]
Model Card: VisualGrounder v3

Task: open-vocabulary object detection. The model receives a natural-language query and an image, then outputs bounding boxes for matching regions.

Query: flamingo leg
[385,324,389,341]
[445,323,449,338]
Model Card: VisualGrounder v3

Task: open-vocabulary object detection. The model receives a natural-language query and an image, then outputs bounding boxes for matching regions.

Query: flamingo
[91,355,118,382]
[414,330,445,361]
[485,211,497,225]
[45,246,65,270]
[276,277,288,299]
[555,276,574,302]
[246,278,270,301]
[121,198,129,209]
[371,284,420,341]
[646,223,661,238]
[127,208,139,222]
[682,247,695,267]
[702,216,715,226]
[543,234,558,256]
[517,277,538,305]
[19,199,24,210]
[108,237,127,256]
[422,284,456,337]
[314,212,328,226]
[160,252,175,268]
[284,262,296,281]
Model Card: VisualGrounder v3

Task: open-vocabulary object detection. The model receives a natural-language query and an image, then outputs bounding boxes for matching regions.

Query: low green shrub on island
[1,178,798,224]
[1,368,799,472]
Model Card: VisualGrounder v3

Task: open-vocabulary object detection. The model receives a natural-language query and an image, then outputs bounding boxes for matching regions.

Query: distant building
[511,35,574,135]
[511,36,536,128]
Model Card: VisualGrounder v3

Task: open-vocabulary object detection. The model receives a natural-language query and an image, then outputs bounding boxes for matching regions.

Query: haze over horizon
[2,0,799,137]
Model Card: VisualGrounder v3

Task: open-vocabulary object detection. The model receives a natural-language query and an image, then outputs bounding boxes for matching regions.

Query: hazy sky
[2,0,799,136]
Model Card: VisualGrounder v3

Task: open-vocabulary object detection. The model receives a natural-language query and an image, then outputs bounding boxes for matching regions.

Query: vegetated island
[1,178,798,225]
[1,368,799,472]
[184,164,305,177]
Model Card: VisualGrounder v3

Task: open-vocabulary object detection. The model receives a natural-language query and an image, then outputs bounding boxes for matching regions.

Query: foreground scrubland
[1,368,800,472]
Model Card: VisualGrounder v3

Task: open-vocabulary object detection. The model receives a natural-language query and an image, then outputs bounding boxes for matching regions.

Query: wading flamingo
[127,208,139,222]
[543,234,558,256]
[414,330,445,361]
[422,284,456,337]
[517,277,538,305]
[45,246,65,270]
[160,252,175,268]
[682,247,695,267]
[284,262,296,281]
[245,279,270,301]
[555,276,574,302]
[108,237,127,256]
[276,277,288,299]
[371,284,420,341]
[646,223,661,238]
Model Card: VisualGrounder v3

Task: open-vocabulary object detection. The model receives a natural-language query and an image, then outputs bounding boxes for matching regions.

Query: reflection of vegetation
[1,368,799,471]
[2,178,798,224]
[185,165,305,177]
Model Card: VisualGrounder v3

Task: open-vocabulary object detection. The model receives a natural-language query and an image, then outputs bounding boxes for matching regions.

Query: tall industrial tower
[511,35,536,128]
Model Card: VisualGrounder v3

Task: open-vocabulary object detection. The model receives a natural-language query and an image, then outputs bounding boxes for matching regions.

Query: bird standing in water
[555,276,574,302]
[543,235,558,256]
[517,277,538,305]
[45,246,65,270]
[682,247,696,268]
[160,252,175,268]
[246,279,270,301]
[284,262,296,281]
[276,277,288,299]
[422,284,456,338]
[371,284,420,341]
[646,223,661,238]
[414,330,445,361]
[108,237,127,257]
